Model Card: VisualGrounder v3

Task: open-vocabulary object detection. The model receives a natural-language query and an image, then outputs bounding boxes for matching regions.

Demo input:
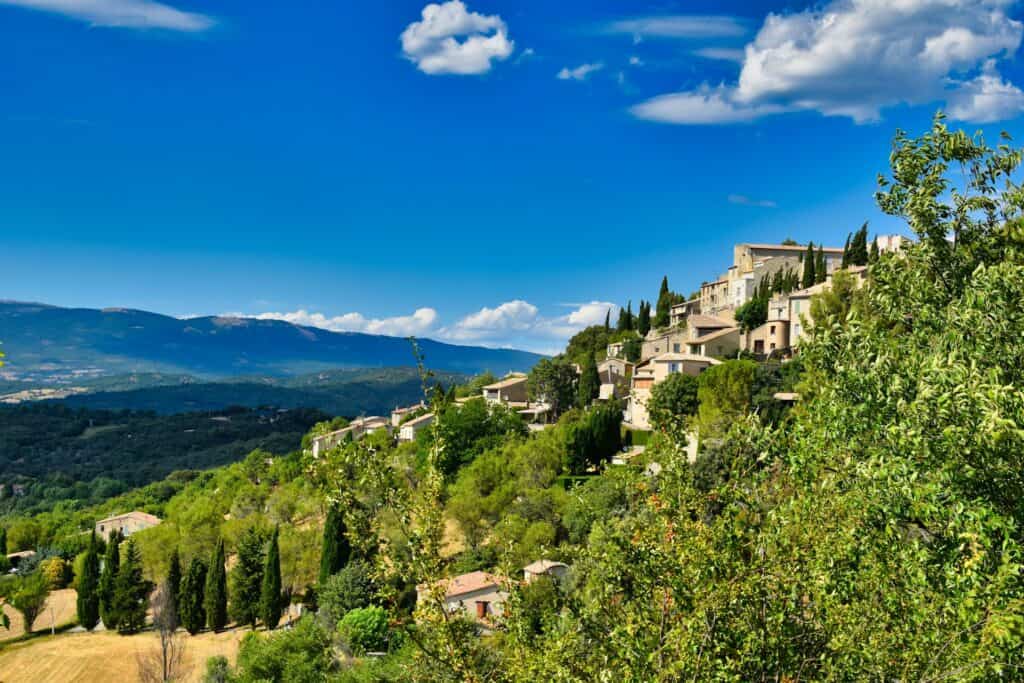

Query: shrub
[338,606,389,656]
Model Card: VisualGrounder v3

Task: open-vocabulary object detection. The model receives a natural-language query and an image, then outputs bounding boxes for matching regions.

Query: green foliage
[654,276,672,329]
[732,296,768,332]
[6,572,49,634]
[696,360,757,436]
[166,548,181,618]
[319,504,351,585]
[616,301,634,332]
[527,358,577,418]
[430,398,528,477]
[39,556,72,589]
[201,656,232,683]
[229,526,265,629]
[815,244,827,284]
[801,241,816,288]
[563,325,612,367]
[234,616,333,683]
[576,353,600,409]
[180,557,208,635]
[205,538,228,632]
[0,525,6,554]
[810,267,863,326]
[637,300,651,336]
[563,403,622,474]
[99,530,121,629]
[338,606,389,655]
[112,539,149,634]
[260,526,283,630]
[646,372,699,438]
[318,560,375,629]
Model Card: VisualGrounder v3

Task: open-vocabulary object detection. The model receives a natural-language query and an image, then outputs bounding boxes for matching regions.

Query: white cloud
[607,15,747,39]
[0,0,214,31]
[693,47,745,62]
[631,84,786,124]
[443,300,539,341]
[946,59,1024,122]
[629,55,643,66]
[728,193,777,208]
[400,0,513,75]
[557,62,604,81]
[632,0,1024,125]
[242,308,439,337]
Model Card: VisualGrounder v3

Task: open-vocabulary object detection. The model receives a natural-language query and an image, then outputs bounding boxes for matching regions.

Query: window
[673,343,680,353]
[668,363,679,374]
[476,601,489,618]
[770,325,775,335]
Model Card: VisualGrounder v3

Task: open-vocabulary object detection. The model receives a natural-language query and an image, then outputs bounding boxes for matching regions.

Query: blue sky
[2,0,1023,353]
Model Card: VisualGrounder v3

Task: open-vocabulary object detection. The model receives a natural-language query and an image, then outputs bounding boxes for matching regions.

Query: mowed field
[0,628,246,682]
[0,588,78,641]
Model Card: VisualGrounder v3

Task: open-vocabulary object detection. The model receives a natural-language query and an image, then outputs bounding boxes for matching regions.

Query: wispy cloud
[400,0,513,75]
[606,15,747,39]
[0,0,214,31]
[557,62,604,81]
[693,47,744,62]
[728,194,777,209]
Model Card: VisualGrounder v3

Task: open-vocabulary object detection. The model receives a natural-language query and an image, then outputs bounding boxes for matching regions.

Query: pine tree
[99,530,122,629]
[637,300,651,336]
[113,539,149,634]
[319,505,351,584]
[229,527,265,630]
[76,532,101,630]
[205,539,228,632]
[180,557,207,635]
[260,527,283,630]
[577,352,600,409]
[167,549,182,619]
[801,242,816,289]
[815,245,827,284]
[654,276,672,329]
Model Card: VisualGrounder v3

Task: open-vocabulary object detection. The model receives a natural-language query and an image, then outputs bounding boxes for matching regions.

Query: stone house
[95,511,162,541]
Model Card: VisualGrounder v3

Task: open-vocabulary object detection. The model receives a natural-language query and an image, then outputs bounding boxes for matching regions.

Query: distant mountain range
[0,301,543,381]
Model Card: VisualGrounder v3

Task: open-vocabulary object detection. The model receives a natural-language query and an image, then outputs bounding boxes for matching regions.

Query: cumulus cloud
[400,0,513,75]
[442,300,539,341]
[0,0,214,31]
[728,194,777,208]
[241,308,439,337]
[557,62,604,81]
[606,15,747,39]
[632,0,1024,125]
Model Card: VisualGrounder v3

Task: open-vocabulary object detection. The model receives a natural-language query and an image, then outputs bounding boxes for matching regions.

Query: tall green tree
[603,309,610,331]
[319,504,351,584]
[654,276,672,329]
[869,238,880,263]
[112,539,149,634]
[637,300,651,336]
[0,526,6,555]
[576,352,600,409]
[7,573,48,634]
[179,557,207,635]
[815,245,827,284]
[205,539,228,632]
[166,548,182,618]
[849,222,870,265]
[99,530,121,629]
[229,527,265,630]
[76,532,101,630]
[260,527,283,630]
[616,301,634,332]
[801,241,816,288]
[841,232,852,267]
[527,357,578,418]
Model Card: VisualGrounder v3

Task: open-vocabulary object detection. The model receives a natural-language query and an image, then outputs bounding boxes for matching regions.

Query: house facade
[420,571,509,623]
[95,511,162,541]
[627,354,721,429]
[399,412,435,442]
[482,374,529,406]
[310,416,390,457]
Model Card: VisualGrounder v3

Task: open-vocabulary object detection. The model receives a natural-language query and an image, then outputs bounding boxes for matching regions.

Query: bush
[39,556,72,589]
[235,616,332,682]
[337,606,389,656]
[317,560,375,629]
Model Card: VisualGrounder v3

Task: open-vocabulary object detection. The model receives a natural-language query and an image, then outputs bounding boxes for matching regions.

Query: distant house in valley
[310,416,390,457]
[523,559,569,584]
[95,511,161,541]
[419,570,508,623]
[482,374,529,406]
[399,412,435,442]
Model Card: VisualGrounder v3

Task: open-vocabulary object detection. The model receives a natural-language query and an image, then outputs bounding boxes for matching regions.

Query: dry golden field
[0,588,78,642]
[0,628,246,682]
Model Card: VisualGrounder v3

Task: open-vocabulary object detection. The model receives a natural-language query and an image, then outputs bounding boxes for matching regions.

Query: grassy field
[1,588,78,642]
[0,628,246,682]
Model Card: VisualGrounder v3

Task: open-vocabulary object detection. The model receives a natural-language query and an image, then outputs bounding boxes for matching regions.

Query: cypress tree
[801,242,816,289]
[603,309,610,331]
[625,301,634,331]
[167,549,182,618]
[841,233,851,268]
[205,539,228,632]
[654,276,671,329]
[76,532,101,630]
[229,527,265,630]
[815,245,827,284]
[577,352,600,409]
[869,238,880,263]
[0,526,6,554]
[180,557,207,635]
[99,530,122,629]
[850,222,869,265]
[260,527,283,630]
[637,301,651,336]
[320,505,351,584]
[113,539,149,634]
